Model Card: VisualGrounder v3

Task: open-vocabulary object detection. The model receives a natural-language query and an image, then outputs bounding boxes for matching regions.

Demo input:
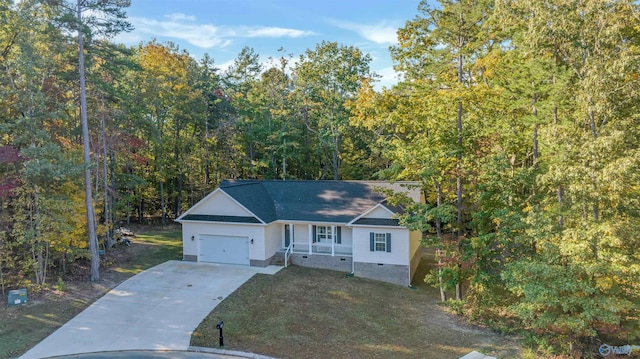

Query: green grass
[191,260,521,359]
[0,294,91,359]
[0,226,182,359]
[108,229,183,276]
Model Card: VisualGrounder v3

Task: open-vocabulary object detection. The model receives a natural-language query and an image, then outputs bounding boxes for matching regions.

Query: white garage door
[199,234,250,265]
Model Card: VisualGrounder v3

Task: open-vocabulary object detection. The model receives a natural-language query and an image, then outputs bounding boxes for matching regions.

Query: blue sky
[114,0,425,89]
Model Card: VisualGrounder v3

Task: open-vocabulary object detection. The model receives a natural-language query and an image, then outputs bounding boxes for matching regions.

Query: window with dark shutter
[372,232,389,252]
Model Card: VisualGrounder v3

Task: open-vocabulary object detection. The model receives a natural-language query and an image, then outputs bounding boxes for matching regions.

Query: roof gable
[176,188,263,223]
[361,205,395,219]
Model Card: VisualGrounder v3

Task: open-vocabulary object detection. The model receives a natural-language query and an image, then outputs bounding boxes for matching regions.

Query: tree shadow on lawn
[192,253,521,359]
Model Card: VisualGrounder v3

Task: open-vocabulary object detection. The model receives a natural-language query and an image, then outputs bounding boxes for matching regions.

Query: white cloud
[216,59,235,73]
[244,27,314,38]
[165,13,196,22]
[328,19,399,45]
[113,31,146,45]
[375,66,401,90]
[131,17,228,48]
[121,15,314,50]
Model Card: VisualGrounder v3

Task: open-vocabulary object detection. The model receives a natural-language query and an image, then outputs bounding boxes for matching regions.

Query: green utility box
[8,288,28,307]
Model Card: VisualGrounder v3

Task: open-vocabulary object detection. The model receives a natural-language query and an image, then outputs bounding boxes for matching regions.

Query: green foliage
[1,0,638,356]
[350,0,640,356]
[294,41,376,179]
[444,299,466,315]
[54,277,66,292]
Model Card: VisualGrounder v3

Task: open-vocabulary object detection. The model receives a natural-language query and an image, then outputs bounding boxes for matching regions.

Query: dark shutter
[336,227,342,244]
[312,225,317,243]
[386,233,391,252]
[370,232,375,251]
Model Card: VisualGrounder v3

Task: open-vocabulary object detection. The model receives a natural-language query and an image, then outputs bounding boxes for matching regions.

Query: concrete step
[270,251,291,266]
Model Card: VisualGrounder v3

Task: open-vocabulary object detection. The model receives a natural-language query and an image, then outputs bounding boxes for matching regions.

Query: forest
[1,0,639,356]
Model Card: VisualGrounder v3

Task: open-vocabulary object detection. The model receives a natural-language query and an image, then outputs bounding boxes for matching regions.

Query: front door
[284,224,292,247]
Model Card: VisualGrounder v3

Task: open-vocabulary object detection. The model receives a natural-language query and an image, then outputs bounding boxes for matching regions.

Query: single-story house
[175,180,424,286]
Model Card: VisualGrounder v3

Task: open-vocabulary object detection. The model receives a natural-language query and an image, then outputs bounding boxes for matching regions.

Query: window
[369,232,391,252]
[316,226,331,243]
[374,233,387,251]
[313,225,341,244]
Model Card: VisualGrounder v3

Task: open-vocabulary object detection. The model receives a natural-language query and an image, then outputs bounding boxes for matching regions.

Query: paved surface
[460,351,497,359]
[21,261,281,359]
[43,350,246,358]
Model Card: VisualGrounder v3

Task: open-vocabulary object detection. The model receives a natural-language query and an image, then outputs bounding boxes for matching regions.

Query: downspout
[348,225,355,276]
[351,254,355,275]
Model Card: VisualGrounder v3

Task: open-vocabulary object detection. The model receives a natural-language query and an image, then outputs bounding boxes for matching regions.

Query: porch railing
[290,242,352,256]
[284,241,293,268]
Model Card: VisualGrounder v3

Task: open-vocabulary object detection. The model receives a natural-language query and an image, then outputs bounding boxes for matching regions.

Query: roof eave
[177,219,266,226]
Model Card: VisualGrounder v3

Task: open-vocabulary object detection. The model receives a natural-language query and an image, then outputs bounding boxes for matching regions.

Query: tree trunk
[138,197,144,224]
[174,121,182,218]
[282,145,287,179]
[435,181,446,302]
[100,96,112,250]
[455,43,464,301]
[109,151,116,230]
[32,187,46,285]
[532,90,538,253]
[204,107,210,187]
[0,235,4,295]
[160,180,166,225]
[77,0,99,281]
[0,253,4,295]
[532,89,538,170]
[332,135,339,180]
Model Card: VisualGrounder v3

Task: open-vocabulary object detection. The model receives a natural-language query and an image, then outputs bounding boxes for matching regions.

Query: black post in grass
[216,320,224,347]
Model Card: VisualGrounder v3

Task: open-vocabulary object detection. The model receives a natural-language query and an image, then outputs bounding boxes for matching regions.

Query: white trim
[177,220,265,226]
[348,224,405,229]
[347,203,397,226]
[308,224,313,255]
[272,219,347,225]
[331,225,335,256]
[175,188,266,224]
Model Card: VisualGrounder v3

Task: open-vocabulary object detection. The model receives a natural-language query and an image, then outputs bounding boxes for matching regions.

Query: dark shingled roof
[352,218,400,226]
[219,181,278,222]
[180,214,262,224]
[218,180,419,224]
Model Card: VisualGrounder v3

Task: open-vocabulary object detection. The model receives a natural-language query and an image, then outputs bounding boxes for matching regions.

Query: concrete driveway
[21,261,281,359]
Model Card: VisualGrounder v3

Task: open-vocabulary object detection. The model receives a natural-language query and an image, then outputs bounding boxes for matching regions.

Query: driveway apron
[20,261,281,359]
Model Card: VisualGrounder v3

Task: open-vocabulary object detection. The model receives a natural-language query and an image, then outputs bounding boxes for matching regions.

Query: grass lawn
[0,226,182,359]
[191,252,522,359]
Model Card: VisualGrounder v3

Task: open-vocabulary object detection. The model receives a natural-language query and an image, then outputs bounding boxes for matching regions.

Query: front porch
[283,223,353,257]
[290,242,353,256]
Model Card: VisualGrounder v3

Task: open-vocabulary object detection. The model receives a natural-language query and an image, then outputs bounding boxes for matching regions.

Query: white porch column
[308,224,313,254]
[331,225,335,256]
[289,223,294,247]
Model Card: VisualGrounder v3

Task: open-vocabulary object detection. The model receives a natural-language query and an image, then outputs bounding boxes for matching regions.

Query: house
[175,180,424,286]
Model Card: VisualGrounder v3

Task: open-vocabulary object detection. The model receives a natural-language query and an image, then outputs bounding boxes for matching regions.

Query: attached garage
[198,234,250,265]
